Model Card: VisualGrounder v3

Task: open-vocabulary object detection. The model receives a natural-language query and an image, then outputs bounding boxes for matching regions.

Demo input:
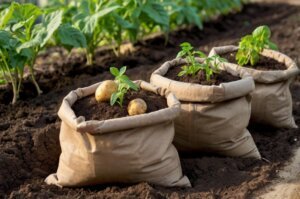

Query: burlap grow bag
[209,45,300,128]
[45,80,191,187]
[150,58,261,159]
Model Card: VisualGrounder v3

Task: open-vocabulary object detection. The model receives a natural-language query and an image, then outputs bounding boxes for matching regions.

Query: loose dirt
[1,3,300,199]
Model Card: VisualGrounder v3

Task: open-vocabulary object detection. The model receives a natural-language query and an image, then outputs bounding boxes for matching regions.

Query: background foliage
[0,0,247,104]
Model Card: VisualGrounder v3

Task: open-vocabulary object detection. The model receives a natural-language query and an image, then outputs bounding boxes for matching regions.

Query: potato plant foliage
[0,0,246,104]
[236,25,278,66]
[0,3,65,103]
[177,42,226,81]
[110,66,138,107]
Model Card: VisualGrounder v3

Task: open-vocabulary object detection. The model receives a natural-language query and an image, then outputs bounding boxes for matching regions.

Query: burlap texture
[209,45,300,128]
[150,58,261,158]
[45,80,191,187]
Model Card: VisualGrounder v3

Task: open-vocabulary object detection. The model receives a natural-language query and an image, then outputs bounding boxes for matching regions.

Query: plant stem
[0,66,9,83]
[29,66,42,95]
[86,49,93,65]
[29,51,42,95]
[11,80,18,104]
[1,53,18,104]
[112,46,120,57]
[17,72,22,95]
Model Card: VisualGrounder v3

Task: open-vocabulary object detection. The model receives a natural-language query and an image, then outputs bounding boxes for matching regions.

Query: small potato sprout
[95,80,118,102]
[127,98,147,116]
[177,42,226,81]
[110,66,139,106]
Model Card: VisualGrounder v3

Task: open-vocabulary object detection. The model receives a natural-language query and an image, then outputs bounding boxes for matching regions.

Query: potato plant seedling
[236,25,278,66]
[110,66,138,107]
[177,42,226,81]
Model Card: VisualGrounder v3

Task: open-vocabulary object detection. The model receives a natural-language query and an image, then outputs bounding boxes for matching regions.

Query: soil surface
[1,2,300,199]
[165,66,241,85]
[73,90,167,121]
[222,51,287,70]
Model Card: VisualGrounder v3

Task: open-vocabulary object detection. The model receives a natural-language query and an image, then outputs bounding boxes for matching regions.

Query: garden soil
[165,67,241,85]
[1,3,300,198]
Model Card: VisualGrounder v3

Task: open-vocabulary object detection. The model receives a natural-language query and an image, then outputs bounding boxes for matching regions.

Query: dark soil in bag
[73,90,167,121]
[222,51,287,70]
[165,65,241,85]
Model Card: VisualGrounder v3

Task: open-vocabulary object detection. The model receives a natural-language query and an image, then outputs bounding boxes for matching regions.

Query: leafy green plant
[177,42,226,81]
[103,0,169,55]
[43,0,245,61]
[0,30,29,104]
[55,24,87,52]
[0,2,73,104]
[0,2,63,96]
[165,0,203,30]
[110,66,138,107]
[71,1,120,65]
[177,42,205,77]
[236,25,278,66]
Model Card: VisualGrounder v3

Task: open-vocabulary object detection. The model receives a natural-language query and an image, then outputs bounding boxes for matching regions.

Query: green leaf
[236,49,248,66]
[250,51,259,66]
[82,5,120,36]
[0,30,13,48]
[121,76,138,91]
[194,51,207,58]
[56,24,87,51]
[178,70,186,77]
[17,31,44,52]
[110,67,119,77]
[11,3,42,30]
[11,3,42,21]
[114,14,136,29]
[184,6,203,29]
[18,10,63,51]
[142,2,169,27]
[110,92,118,106]
[266,41,278,50]
[40,10,63,47]
[0,5,14,28]
[176,51,186,58]
[119,66,126,76]
[8,50,26,69]
[252,25,270,39]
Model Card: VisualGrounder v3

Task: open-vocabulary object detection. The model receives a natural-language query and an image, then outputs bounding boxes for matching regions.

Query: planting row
[46,26,300,188]
[0,0,246,104]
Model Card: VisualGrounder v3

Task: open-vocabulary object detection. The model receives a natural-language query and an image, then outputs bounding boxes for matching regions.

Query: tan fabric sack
[45,80,191,188]
[209,45,300,128]
[150,58,261,158]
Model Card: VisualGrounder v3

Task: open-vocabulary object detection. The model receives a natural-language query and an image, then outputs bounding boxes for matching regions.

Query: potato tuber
[128,98,147,116]
[95,80,118,102]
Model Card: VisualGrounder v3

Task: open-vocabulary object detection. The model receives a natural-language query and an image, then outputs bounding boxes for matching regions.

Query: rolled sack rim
[57,80,181,134]
[150,58,255,103]
[209,45,300,84]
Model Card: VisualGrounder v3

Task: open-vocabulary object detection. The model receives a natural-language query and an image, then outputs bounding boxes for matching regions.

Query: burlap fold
[209,45,300,128]
[45,80,191,187]
[150,58,261,158]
